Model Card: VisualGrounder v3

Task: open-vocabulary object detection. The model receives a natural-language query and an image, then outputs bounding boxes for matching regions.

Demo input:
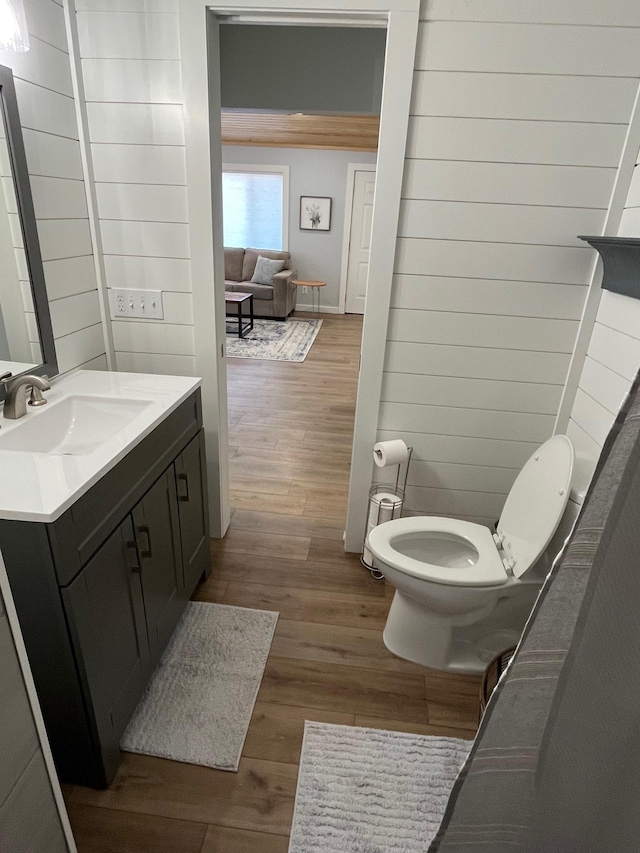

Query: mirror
[0,62,56,384]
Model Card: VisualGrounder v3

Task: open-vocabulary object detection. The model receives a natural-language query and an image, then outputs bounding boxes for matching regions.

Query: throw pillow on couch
[251,255,285,285]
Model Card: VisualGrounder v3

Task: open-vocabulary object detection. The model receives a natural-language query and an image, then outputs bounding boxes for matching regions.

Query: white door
[344,169,376,314]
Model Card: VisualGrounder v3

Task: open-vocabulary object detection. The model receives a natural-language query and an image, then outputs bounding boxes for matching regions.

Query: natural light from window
[222,170,284,250]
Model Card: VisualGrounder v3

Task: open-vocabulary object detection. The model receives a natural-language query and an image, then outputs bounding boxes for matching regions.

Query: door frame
[338,161,377,315]
[179,0,419,547]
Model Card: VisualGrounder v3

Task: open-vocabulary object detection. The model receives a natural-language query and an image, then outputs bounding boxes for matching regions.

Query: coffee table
[291,280,326,315]
[225,291,254,338]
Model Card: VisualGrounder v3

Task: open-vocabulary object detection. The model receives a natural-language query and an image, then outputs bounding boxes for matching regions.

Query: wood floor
[64,313,481,852]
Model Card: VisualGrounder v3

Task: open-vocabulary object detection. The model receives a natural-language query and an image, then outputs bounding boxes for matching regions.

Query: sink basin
[0,394,153,456]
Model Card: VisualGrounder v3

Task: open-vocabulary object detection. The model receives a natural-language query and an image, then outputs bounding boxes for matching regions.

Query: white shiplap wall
[566,147,640,497]
[1,0,106,374]
[74,0,195,377]
[378,0,640,526]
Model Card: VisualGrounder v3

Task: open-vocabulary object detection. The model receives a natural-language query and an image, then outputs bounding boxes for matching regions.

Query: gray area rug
[289,722,471,852]
[121,602,278,772]
[225,317,322,361]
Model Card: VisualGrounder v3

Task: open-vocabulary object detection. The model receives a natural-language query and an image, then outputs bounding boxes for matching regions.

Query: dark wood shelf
[579,235,640,300]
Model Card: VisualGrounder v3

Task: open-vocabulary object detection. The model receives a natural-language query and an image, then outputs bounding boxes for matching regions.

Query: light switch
[109,289,164,320]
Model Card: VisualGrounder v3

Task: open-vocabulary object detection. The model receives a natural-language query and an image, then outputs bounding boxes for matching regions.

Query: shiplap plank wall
[380,0,640,525]
[567,146,640,496]
[75,0,195,376]
[1,0,105,373]
[70,1,640,524]
[0,590,68,852]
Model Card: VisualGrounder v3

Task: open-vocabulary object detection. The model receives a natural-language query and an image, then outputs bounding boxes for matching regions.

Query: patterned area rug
[289,721,471,852]
[121,602,278,772]
[225,317,322,362]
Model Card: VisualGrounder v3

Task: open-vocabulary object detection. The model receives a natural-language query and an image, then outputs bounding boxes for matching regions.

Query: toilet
[367,435,574,674]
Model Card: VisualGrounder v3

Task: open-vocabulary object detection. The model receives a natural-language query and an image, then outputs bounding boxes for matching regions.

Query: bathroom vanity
[0,371,211,788]
[0,57,212,795]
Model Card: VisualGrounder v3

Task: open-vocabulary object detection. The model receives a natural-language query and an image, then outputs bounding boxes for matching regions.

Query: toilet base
[383,587,538,674]
[383,590,453,670]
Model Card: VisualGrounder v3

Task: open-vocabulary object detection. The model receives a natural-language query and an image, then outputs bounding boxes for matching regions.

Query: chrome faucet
[2,373,51,419]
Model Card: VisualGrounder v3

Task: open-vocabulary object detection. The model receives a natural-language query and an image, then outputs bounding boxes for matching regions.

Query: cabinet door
[132,469,183,660]
[175,430,211,597]
[62,517,148,782]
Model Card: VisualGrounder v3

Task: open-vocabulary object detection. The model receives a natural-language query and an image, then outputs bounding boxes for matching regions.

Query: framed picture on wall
[300,196,332,231]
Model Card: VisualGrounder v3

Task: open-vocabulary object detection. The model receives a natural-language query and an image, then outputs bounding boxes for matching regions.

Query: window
[222,166,288,250]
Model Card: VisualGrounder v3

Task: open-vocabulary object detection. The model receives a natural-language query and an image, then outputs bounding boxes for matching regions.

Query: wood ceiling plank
[221,111,380,151]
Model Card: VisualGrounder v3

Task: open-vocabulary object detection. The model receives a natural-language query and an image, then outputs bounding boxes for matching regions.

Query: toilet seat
[368,516,509,588]
[368,436,574,590]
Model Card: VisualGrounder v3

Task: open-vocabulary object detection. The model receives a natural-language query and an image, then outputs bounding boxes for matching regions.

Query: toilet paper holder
[361,446,413,578]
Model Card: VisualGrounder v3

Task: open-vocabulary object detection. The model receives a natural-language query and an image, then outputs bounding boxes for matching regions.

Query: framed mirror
[0,61,57,387]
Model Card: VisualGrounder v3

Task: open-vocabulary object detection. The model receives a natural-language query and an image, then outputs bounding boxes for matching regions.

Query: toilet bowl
[367,435,574,674]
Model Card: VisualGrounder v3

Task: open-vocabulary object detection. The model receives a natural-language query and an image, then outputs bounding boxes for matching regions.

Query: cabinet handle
[177,472,190,502]
[125,541,141,572]
[137,525,152,558]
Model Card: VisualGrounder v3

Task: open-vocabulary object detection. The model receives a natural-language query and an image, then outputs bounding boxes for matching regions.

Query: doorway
[179,3,419,547]
[217,25,378,532]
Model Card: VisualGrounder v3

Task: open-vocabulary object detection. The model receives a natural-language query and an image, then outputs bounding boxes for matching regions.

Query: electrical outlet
[302,286,308,294]
[109,289,164,320]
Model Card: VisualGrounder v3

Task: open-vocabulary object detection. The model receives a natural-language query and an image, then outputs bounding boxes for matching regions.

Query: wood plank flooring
[65,313,480,852]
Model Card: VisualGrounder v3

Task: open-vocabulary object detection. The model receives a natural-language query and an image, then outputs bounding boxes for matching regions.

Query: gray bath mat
[289,721,471,852]
[121,602,278,772]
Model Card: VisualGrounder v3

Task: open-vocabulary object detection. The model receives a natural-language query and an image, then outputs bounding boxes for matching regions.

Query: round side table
[292,279,326,316]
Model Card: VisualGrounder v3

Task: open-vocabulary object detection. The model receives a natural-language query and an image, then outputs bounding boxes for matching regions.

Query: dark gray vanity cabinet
[0,389,211,789]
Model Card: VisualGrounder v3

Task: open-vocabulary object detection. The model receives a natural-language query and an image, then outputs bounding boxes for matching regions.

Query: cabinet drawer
[50,390,201,587]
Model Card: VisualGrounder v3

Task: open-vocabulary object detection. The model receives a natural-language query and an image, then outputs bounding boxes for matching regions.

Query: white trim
[554,78,640,435]
[180,6,230,537]
[0,551,78,853]
[345,10,419,550]
[63,0,116,372]
[217,11,388,25]
[179,0,420,546]
[221,163,290,251]
[295,303,340,314]
[338,161,377,315]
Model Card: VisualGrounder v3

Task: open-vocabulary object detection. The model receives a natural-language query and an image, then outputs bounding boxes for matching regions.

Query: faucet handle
[28,385,48,407]
[0,371,12,384]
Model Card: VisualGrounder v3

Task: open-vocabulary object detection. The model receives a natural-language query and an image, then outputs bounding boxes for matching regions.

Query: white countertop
[0,370,201,523]
[0,360,38,376]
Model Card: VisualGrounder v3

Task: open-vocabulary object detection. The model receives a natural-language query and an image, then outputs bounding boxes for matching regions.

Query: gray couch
[224,246,298,319]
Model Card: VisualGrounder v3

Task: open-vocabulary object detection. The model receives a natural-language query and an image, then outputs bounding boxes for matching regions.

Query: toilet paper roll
[363,491,402,567]
[368,492,402,527]
[373,439,409,468]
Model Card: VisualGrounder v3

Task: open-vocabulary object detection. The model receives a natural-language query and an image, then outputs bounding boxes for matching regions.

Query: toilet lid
[497,435,573,579]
